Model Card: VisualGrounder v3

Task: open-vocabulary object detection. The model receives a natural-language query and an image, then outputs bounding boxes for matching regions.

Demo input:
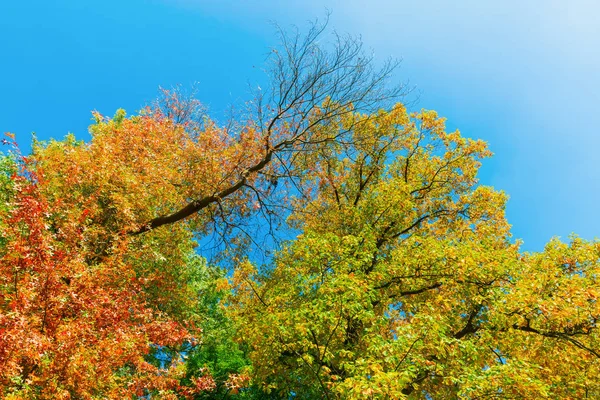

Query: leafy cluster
[230,107,600,398]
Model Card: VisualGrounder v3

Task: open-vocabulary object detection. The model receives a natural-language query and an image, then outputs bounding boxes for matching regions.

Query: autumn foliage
[0,133,203,398]
[229,106,600,398]
[1,21,599,400]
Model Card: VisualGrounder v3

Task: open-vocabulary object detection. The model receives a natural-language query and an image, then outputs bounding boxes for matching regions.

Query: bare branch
[133,17,405,236]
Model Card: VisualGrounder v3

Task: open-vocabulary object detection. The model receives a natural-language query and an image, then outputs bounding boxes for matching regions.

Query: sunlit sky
[1,0,598,251]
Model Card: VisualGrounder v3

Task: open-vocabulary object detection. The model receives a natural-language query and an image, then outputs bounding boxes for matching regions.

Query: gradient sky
[1,0,598,251]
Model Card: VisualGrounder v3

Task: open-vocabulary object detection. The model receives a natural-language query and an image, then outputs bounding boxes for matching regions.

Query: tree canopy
[0,20,598,400]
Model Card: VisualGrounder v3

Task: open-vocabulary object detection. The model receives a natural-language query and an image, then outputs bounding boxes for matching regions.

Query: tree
[177,257,252,399]
[0,18,407,398]
[228,106,600,398]
[0,133,213,398]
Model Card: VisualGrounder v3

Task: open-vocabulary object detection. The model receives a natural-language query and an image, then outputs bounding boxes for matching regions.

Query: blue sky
[1,0,598,251]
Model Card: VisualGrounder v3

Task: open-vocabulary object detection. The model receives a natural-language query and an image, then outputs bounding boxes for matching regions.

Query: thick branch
[511,324,600,358]
[132,149,273,235]
[454,306,481,339]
